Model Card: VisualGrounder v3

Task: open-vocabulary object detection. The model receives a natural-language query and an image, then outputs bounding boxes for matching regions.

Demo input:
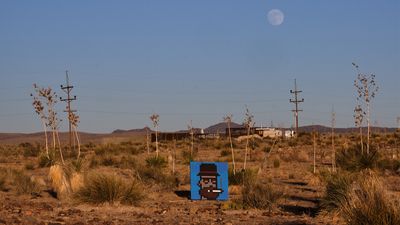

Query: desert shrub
[11,170,41,195]
[145,156,167,169]
[224,141,237,149]
[94,145,107,155]
[241,182,283,210]
[89,157,99,168]
[68,158,87,173]
[377,159,400,172]
[263,145,272,153]
[0,168,7,191]
[250,139,260,149]
[136,166,177,190]
[25,163,35,170]
[281,149,309,162]
[181,149,197,164]
[220,149,230,157]
[100,155,119,167]
[339,173,400,225]
[288,140,298,147]
[20,142,40,157]
[112,142,141,155]
[118,156,138,169]
[74,172,144,206]
[38,151,56,168]
[273,158,280,168]
[320,172,355,211]
[228,168,257,185]
[336,145,380,172]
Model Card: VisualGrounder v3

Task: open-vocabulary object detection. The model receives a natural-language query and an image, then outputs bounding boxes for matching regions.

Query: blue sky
[0,0,399,133]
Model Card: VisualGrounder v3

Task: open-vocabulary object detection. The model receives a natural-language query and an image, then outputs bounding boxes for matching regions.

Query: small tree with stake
[224,114,236,174]
[243,106,254,170]
[353,62,379,155]
[150,114,160,158]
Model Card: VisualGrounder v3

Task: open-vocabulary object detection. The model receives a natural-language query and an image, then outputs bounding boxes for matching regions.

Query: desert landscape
[1,1,399,225]
[0,125,400,224]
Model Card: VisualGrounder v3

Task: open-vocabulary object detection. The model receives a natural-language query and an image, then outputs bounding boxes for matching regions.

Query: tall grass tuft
[11,170,41,195]
[74,172,144,206]
[320,172,355,211]
[49,164,71,199]
[340,173,400,225]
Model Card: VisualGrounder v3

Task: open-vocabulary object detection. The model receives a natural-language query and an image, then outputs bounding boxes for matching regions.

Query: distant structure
[151,126,296,142]
[284,130,295,138]
[226,127,289,138]
[151,129,205,142]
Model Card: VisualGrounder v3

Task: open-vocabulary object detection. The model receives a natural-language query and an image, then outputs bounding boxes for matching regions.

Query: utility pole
[397,116,400,132]
[313,125,316,174]
[290,79,304,136]
[331,107,336,173]
[60,70,77,152]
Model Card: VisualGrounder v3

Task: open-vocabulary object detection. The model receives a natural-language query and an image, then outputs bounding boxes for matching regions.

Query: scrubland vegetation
[0,130,399,224]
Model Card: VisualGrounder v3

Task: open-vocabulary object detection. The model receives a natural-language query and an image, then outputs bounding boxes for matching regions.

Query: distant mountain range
[112,127,152,134]
[0,124,397,145]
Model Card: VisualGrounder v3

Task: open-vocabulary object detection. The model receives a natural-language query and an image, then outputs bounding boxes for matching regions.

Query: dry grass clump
[340,173,400,225]
[281,149,309,162]
[320,171,355,211]
[0,168,7,191]
[11,170,41,195]
[136,166,177,190]
[25,163,35,170]
[181,149,197,164]
[145,156,167,168]
[20,142,41,157]
[74,172,144,206]
[228,168,257,185]
[241,181,283,211]
[49,164,71,199]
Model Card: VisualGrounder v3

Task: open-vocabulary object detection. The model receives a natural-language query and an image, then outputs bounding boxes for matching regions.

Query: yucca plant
[353,62,379,155]
[336,144,380,172]
[31,84,64,164]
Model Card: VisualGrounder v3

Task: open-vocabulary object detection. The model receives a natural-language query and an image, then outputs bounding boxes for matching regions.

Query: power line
[60,70,77,151]
[290,79,304,136]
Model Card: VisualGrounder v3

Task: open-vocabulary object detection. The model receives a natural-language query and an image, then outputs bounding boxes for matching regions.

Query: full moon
[267,9,284,26]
